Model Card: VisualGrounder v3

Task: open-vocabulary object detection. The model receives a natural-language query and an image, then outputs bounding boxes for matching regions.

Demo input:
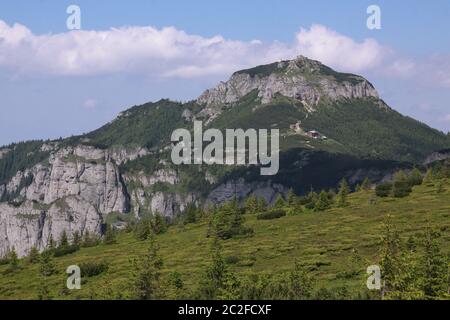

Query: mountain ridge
[1,55,449,257]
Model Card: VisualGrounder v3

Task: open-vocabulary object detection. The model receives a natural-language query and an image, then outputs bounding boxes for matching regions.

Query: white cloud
[0,20,389,78]
[294,24,389,72]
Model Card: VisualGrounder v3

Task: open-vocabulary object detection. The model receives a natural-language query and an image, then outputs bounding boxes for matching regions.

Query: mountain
[1,56,449,257]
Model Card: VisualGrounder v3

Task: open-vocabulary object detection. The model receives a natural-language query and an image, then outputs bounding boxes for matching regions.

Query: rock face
[207,179,287,206]
[197,56,379,112]
[423,149,450,165]
[123,169,195,219]
[0,145,132,257]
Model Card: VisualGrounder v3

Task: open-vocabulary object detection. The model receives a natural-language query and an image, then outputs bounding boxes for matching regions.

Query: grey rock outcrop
[423,149,450,166]
[207,179,287,206]
[197,56,379,114]
[0,145,131,257]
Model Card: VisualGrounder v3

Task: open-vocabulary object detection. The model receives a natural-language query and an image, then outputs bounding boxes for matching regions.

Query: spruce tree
[287,189,296,206]
[72,231,81,247]
[103,224,117,245]
[198,239,229,299]
[244,195,258,215]
[39,250,56,277]
[314,190,331,211]
[420,227,447,298]
[28,246,40,264]
[6,247,19,273]
[257,197,268,213]
[37,250,56,300]
[361,177,371,190]
[379,215,402,298]
[151,213,167,235]
[337,179,350,207]
[391,170,412,198]
[130,236,163,300]
[274,194,286,208]
[408,168,423,186]
[288,260,314,300]
[59,230,69,248]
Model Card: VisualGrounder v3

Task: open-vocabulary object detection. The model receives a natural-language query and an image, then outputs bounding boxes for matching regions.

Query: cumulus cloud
[0,20,390,78]
[294,24,389,72]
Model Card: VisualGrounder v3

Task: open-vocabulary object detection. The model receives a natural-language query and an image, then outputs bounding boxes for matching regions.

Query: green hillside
[1,168,448,300]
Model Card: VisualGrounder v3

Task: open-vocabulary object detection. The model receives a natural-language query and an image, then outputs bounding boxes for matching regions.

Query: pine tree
[130,236,163,300]
[134,218,151,241]
[59,230,69,248]
[287,189,296,206]
[314,190,332,211]
[103,224,117,245]
[274,194,286,208]
[419,226,447,298]
[257,197,268,213]
[198,239,230,299]
[5,247,19,273]
[47,234,56,251]
[408,168,423,186]
[391,170,412,198]
[288,260,314,300]
[423,169,434,185]
[37,250,56,300]
[361,177,371,190]
[72,231,81,247]
[379,215,402,298]
[244,195,258,215]
[185,204,198,224]
[39,250,56,277]
[337,179,350,207]
[28,246,40,264]
[151,213,167,235]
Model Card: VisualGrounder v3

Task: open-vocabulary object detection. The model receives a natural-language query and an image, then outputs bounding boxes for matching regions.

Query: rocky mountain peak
[196,55,379,114]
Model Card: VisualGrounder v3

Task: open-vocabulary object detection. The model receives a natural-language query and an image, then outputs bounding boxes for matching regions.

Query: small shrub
[257,210,286,220]
[224,256,240,265]
[79,261,109,277]
[375,182,392,197]
[0,256,9,266]
[53,245,80,257]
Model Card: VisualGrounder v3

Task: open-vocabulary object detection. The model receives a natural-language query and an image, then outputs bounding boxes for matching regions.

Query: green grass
[1,180,449,300]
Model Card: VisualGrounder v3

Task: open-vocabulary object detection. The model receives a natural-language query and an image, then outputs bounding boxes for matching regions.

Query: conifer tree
[37,250,56,300]
[72,231,81,247]
[5,247,19,273]
[47,234,56,250]
[419,226,447,298]
[287,189,296,206]
[288,260,314,300]
[28,246,40,264]
[39,250,56,277]
[130,236,163,300]
[274,194,286,208]
[244,195,258,215]
[103,224,117,245]
[314,190,332,211]
[337,179,350,207]
[198,238,230,299]
[361,177,371,190]
[408,168,423,186]
[379,215,402,298]
[59,230,69,248]
[257,197,268,213]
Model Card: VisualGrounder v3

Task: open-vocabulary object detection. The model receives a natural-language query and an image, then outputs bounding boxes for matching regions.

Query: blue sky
[0,0,449,145]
